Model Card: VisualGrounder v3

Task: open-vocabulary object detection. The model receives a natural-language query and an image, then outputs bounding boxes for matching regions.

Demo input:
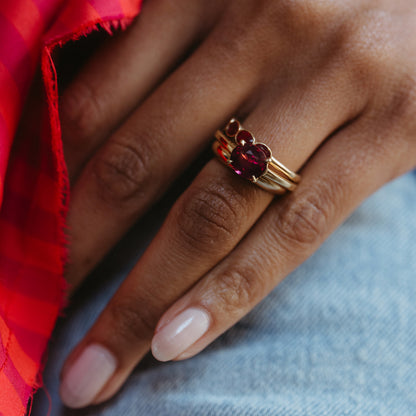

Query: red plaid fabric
[0,1,142,414]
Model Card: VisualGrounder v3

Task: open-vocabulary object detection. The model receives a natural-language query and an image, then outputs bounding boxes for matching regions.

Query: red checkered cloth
[0,0,142,414]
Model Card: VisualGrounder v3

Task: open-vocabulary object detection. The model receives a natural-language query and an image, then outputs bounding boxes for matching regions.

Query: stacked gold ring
[212,118,300,194]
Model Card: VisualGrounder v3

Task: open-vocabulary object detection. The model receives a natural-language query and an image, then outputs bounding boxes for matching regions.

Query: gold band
[213,118,300,195]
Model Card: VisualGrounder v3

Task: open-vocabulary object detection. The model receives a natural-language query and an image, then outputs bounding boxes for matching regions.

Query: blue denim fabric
[31,171,416,416]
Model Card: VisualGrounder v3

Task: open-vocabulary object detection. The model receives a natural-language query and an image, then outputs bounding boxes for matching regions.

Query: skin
[58,0,416,407]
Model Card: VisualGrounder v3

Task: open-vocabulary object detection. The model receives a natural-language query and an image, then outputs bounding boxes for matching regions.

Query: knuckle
[369,75,416,169]
[91,134,157,204]
[219,0,352,79]
[234,0,342,42]
[277,185,333,247]
[236,0,356,74]
[385,76,416,129]
[213,266,264,313]
[60,80,101,142]
[175,182,246,254]
[278,0,332,22]
[272,0,349,37]
[109,296,158,341]
[343,11,398,79]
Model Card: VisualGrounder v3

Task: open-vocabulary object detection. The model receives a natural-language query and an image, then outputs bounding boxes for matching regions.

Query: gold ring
[212,118,300,194]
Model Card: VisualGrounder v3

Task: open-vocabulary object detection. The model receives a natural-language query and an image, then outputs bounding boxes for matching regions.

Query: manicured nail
[151,307,210,362]
[60,344,117,408]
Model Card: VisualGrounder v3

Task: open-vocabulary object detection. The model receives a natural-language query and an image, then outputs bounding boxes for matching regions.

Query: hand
[59,0,416,408]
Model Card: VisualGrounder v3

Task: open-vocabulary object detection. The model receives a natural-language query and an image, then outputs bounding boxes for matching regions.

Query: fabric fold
[0,1,142,414]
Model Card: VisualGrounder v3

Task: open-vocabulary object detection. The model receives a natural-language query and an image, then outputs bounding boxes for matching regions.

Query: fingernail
[60,344,117,408]
[151,307,210,362]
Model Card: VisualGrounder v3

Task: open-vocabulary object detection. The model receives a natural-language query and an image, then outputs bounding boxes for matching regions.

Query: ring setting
[213,118,300,194]
[226,120,272,182]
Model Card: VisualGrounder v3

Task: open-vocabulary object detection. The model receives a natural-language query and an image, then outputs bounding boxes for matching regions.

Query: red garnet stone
[236,130,254,144]
[230,143,270,180]
[226,120,240,137]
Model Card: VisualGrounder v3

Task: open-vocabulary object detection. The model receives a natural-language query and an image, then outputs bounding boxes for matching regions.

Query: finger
[150,113,412,363]
[60,0,223,181]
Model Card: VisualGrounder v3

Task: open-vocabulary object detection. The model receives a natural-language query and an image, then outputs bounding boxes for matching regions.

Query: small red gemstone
[236,130,254,145]
[226,120,240,137]
[257,143,271,159]
[230,143,269,180]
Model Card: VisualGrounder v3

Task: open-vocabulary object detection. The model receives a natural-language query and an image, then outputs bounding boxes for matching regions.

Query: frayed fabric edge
[27,15,138,416]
